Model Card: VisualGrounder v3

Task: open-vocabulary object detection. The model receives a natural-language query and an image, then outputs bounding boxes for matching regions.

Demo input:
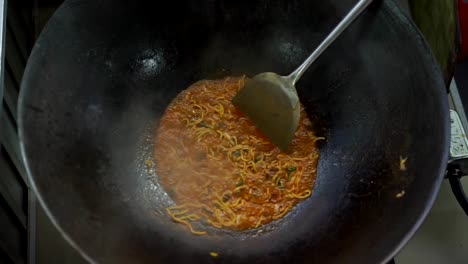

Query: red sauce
[154,77,321,233]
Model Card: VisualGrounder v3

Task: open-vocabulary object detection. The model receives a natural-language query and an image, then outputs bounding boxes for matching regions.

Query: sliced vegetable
[197,122,210,128]
[232,150,241,158]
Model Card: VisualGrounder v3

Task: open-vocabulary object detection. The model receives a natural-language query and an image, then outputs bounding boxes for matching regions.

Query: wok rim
[17,0,450,263]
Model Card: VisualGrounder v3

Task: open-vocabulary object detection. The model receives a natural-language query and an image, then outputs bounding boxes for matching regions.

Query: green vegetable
[286,167,297,180]
[277,180,284,189]
[286,167,296,174]
[236,179,244,187]
[222,194,231,202]
[254,155,263,162]
[232,151,241,158]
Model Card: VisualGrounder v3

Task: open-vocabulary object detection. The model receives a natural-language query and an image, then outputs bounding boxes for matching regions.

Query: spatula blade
[232,73,300,151]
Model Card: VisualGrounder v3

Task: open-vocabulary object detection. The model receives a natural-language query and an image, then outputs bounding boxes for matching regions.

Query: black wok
[18,0,449,263]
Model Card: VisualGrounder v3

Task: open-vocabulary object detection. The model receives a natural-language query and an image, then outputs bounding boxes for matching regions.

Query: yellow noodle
[155,77,321,234]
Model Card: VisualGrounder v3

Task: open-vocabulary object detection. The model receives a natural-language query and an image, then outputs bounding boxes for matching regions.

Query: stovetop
[395,79,468,264]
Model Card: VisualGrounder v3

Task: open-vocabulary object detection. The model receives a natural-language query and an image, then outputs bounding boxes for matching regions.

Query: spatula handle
[287,0,374,85]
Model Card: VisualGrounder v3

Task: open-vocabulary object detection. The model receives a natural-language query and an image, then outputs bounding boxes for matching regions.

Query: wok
[19,0,449,263]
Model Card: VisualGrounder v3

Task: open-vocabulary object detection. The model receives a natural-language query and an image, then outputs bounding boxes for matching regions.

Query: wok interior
[20,0,448,263]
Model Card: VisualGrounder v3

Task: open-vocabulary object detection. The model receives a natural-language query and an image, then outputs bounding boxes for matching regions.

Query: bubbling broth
[154,76,323,235]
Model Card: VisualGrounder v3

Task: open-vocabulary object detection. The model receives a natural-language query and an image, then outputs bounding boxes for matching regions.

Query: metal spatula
[233,0,373,151]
